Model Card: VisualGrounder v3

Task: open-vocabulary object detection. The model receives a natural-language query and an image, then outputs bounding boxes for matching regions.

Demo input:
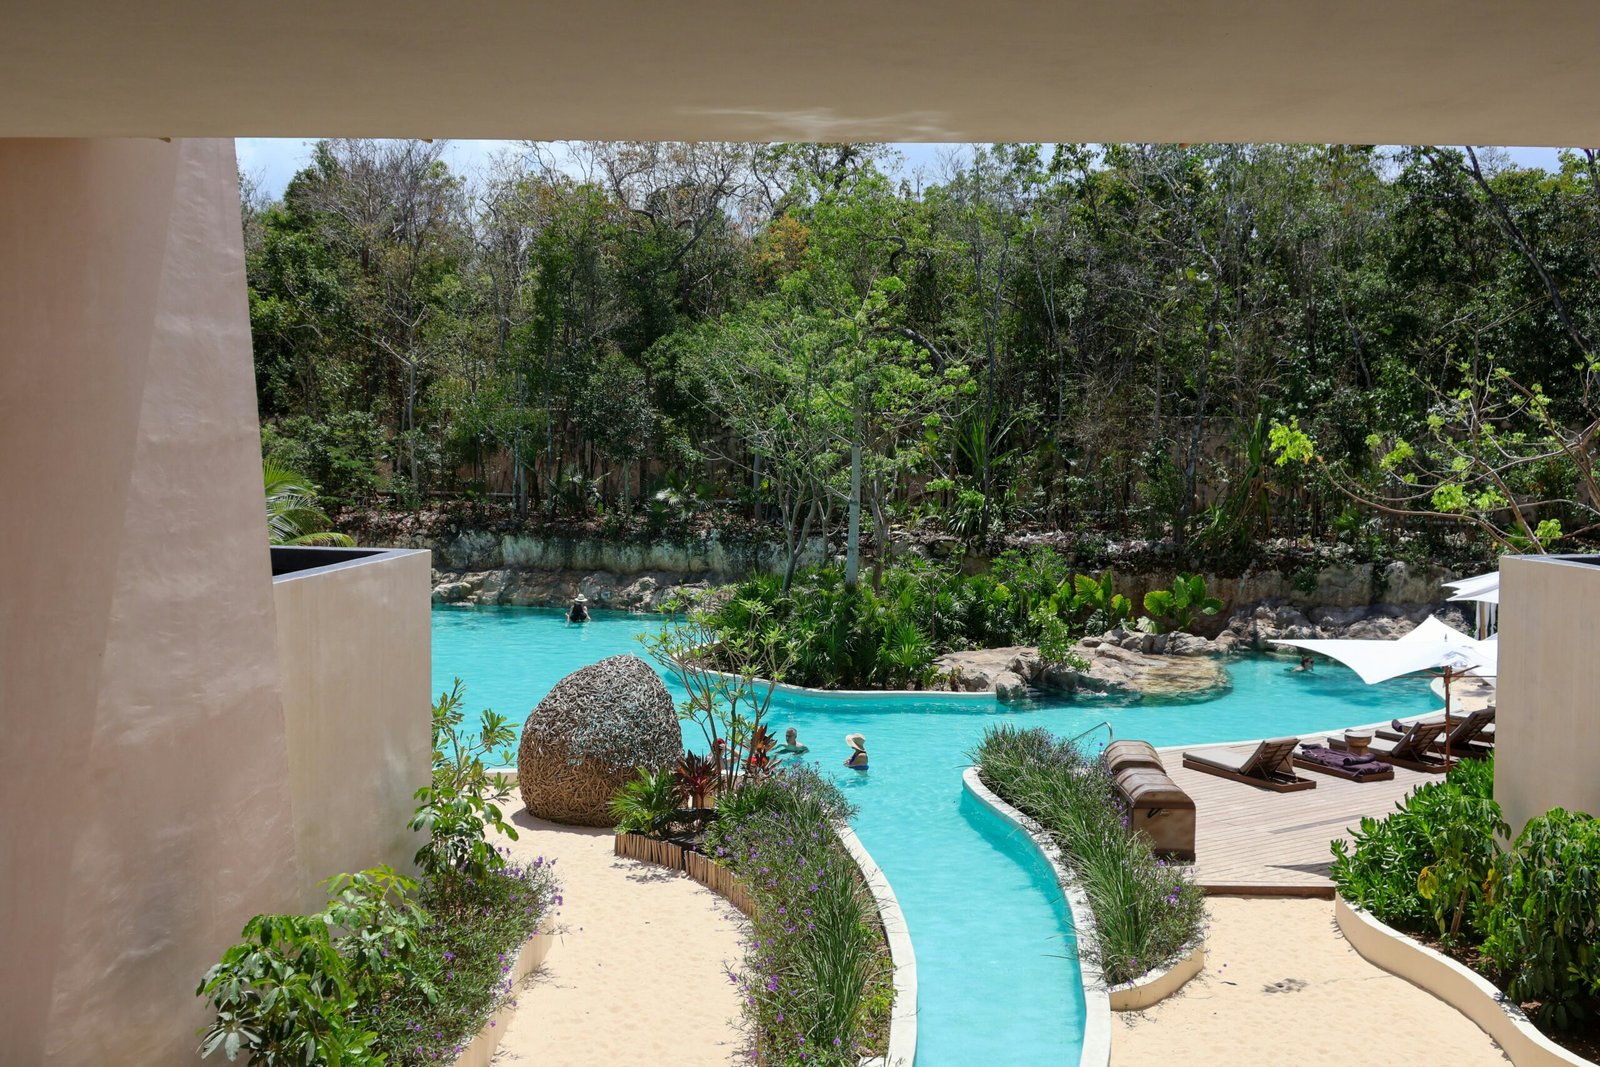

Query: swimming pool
[432,605,1438,1066]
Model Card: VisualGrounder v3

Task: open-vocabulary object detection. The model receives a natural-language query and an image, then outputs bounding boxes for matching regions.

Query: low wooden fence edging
[448,922,556,1067]
[1334,894,1595,1067]
[963,767,1115,1067]
[613,832,757,917]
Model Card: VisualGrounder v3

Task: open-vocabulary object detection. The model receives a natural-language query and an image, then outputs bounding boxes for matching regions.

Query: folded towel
[1298,745,1391,775]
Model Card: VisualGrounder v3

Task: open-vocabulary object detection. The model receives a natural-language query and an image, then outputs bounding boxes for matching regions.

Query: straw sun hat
[845,733,867,751]
[573,593,589,603]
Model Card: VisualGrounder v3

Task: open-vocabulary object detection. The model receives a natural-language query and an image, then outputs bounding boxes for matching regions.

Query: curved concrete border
[1107,941,1206,1011]
[1334,895,1594,1067]
[962,767,1113,1067]
[836,823,919,1067]
[450,924,556,1067]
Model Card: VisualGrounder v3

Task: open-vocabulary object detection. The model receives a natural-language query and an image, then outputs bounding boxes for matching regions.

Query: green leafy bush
[1333,755,1600,1033]
[702,551,1126,690]
[1330,757,1503,936]
[1141,573,1224,634]
[1481,809,1600,1029]
[972,726,1204,984]
[409,680,519,879]
[609,768,685,837]
[199,682,560,1066]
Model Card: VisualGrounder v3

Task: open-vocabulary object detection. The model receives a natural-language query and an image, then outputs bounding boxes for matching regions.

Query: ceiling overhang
[2,0,1596,144]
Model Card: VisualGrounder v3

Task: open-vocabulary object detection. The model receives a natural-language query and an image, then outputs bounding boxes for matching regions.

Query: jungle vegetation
[247,141,1600,577]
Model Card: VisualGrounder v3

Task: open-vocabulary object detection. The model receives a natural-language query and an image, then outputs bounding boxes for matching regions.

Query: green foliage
[705,768,885,1065]
[1331,757,1501,933]
[1140,574,1224,634]
[972,726,1205,985]
[408,680,519,880]
[1482,810,1600,1029]
[200,678,560,1067]
[264,460,354,547]
[1334,755,1600,1031]
[700,551,1122,690]
[197,912,381,1066]
[609,768,685,837]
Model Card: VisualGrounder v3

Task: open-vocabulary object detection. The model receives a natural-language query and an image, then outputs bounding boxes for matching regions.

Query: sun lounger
[1292,744,1395,782]
[1181,737,1316,792]
[1102,739,1165,774]
[1375,707,1495,758]
[1328,718,1449,773]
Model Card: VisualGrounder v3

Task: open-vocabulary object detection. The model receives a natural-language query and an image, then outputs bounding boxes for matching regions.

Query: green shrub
[609,768,685,837]
[408,681,520,879]
[199,681,560,1067]
[972,726,1205,984]
[1330,757,1504,937]
[1141,574,1224,634]
[706,768,886,1066]
[702,551,1125,690]
[1482,809,1600,1029]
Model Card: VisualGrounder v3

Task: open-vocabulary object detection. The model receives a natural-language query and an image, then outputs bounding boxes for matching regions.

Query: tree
[264,461,355,546]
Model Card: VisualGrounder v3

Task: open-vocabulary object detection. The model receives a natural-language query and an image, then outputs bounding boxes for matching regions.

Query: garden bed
[613,769,901,1066]
[447,924,557,1067]
[1336,896,1596,1067]
[969,726,1206,1011]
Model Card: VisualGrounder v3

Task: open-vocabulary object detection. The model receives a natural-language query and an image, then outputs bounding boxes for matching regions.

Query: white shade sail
[1272,614,1497,684]
[1444,571,1500,604]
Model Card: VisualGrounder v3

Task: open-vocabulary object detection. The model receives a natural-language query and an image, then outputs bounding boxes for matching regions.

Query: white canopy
[1272,614,1497,684]
[1444,571,1500,605]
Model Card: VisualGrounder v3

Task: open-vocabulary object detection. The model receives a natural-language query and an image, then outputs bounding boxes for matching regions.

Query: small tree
[640,609,793,797]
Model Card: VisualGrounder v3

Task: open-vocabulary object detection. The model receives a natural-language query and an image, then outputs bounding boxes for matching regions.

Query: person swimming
[843,732,868,770]
[773,727,810,761]
[567,593,591,624]
[1292,654,1314,673]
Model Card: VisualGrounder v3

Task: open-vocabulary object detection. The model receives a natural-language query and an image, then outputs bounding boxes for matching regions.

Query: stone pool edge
[836,822,919,1067]
[961,767,1112,1067]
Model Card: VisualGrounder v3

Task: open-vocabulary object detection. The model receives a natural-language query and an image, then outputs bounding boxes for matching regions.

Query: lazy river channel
[432,605,1438,1067]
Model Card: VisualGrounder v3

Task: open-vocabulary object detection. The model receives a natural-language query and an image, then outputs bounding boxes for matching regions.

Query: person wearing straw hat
[843,732,869,770]
[566,593,590,624]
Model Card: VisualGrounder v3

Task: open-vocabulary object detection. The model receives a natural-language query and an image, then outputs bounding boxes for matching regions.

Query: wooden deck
[1156,740,1439,897]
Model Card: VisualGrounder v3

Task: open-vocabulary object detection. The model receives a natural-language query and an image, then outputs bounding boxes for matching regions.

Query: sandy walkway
[1113,898,1508,1066]
[491,812,746,1066]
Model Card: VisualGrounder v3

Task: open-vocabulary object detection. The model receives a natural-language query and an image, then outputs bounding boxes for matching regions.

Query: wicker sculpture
[517,653,680,826]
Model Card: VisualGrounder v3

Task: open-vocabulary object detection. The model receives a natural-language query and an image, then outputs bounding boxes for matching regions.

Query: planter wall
[449,924,556,1067]
[1334,895,1595,1067]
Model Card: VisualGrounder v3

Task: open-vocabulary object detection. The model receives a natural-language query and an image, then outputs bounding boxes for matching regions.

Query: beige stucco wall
[274,550,433,905]
[1495,556,1600,834]
[0,139,300,1064]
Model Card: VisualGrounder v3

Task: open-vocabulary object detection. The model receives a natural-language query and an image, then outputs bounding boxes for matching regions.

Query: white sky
[236,138,1571,200]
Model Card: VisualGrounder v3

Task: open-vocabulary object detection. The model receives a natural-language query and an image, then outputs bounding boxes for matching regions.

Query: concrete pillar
[0,139,299,1065]
[1495,555,1600,834]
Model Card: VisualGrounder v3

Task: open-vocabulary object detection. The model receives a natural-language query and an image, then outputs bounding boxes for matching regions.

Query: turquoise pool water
[432,606,1438,1066]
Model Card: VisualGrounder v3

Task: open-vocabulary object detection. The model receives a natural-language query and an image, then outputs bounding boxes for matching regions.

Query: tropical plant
[675,750,719,809]
[264,459,355,547]
[642,610,790,796]
[1141,574,1224,634]
[609,768,685,837]
[197,912,381,1067]
[1068,571,1134,634]
[408,680,519,879]
[321,867,431,1004]
[1481,809,1600,1029]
